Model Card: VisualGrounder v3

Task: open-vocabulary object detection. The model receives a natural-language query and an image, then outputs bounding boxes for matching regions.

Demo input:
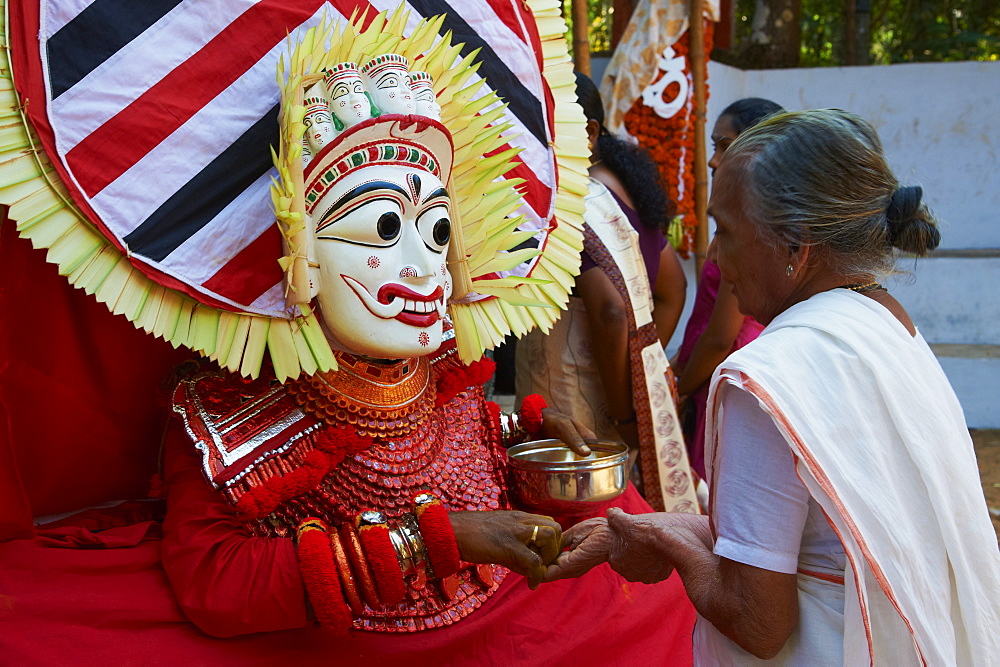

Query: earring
[785,264,794,277]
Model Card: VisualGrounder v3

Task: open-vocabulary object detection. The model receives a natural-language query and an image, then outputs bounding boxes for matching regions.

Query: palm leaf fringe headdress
[0,0,588,381]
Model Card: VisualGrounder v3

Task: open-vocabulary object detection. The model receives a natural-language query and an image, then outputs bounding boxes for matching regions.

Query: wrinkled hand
[606,508,713,584]
[539,407,596,456]
[542,517,611,582]
[449,510,562,589]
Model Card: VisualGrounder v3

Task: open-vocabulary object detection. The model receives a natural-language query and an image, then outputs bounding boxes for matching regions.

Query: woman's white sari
[701,290,1000,665]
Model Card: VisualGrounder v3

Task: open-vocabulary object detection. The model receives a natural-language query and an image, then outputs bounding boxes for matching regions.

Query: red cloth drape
[0,215,190,539]
[0,482,696,664]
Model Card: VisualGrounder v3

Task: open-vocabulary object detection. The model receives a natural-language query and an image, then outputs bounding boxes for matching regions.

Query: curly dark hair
[575,72,675,231]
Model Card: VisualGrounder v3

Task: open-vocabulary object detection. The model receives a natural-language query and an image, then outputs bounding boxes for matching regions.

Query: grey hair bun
[886,185,940,255]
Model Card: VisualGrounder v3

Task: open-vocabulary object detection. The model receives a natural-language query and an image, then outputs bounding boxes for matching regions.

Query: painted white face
[366,65,415,114]
[328,73,372,128]
[311,165,453,358]
[303,104,336,153]
[411,80,441,120]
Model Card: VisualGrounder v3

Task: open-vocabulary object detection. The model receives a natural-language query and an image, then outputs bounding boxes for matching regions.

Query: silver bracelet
[499,410,527,447]
[387,512,427,576]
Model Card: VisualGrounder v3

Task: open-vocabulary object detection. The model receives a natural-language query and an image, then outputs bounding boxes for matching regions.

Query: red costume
[0,326,696,662]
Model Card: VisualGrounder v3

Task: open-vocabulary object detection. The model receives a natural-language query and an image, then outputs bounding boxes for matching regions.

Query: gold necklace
[287,351,435,439]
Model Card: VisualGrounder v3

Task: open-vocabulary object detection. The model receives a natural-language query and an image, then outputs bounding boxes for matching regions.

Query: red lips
[377,284,444,327]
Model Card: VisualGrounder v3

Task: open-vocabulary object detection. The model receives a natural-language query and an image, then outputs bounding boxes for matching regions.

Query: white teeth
[402,299,433,313]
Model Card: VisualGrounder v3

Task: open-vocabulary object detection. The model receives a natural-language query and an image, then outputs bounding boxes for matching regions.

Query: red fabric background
[0,215,190,539]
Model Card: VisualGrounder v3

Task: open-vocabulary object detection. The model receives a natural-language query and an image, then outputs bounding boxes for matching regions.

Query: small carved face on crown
[309,162,453,358]
[323,64,372,128]
[302,88,335,153]
[361,54,414,115]
[409,72,441,121]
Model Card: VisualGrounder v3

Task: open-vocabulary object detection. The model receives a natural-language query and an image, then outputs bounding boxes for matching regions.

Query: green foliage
[734,0,999,66]
[562,0,616,56]
[869,0,1000,64]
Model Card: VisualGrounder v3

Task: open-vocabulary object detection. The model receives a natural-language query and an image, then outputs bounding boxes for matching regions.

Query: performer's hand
[539,407,595,456]
[605,508,712,584]
[449,510,562,589]
[541,517,610,582]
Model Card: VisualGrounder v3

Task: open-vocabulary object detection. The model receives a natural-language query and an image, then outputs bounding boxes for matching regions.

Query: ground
[972,429,1000,542]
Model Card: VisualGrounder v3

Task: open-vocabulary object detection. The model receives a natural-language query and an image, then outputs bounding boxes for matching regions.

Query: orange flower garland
[623,21,715,257]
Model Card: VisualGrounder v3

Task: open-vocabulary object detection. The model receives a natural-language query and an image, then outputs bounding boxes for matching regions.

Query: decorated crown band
[298,54,450,203]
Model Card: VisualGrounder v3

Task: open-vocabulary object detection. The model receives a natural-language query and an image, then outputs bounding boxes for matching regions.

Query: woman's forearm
[667,534,799,660]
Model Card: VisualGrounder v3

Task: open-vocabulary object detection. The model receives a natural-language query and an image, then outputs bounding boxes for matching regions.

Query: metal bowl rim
[506,438,628,472]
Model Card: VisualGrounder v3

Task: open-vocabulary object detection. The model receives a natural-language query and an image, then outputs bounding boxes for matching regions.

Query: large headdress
[271,7,589,377]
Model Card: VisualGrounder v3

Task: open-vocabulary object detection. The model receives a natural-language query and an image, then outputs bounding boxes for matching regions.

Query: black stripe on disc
[123,104,279,261]
[47,0,184,99]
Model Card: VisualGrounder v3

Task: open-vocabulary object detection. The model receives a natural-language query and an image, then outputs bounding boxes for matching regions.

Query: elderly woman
[546,109,1000,664]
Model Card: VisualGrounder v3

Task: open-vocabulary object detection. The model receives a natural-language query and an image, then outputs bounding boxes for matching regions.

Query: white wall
[662,60,1000,427]
[706,60,1000,249]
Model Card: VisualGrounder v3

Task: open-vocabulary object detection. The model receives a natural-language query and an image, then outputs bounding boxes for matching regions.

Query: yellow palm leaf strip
[151,289,184,342]
[468,304,503,352]
[464,212,528,266]
[172,298,196,351]
[450,307,482,365]
[471,246,541,277]
[0,149,43,191]
[221,313,254,374]
[189,307,221,357]
[422,47,474,99]
[290,322,319,377]
[16,205,77,248]
[0,121,31,153]
[240,316,271,380]
[439,80,486,121]
[45,223,103,276]
[75,245,120,294]
[452,121,510,167]
[95,256,135,312]
[267,319,301,383]
[473,216,532,260]
[298,313,338,372]
[401,14,445,58]
[497,299,532,338]
[213,311,242,369]
[136,284,167,333]
[471,286,550,308]
[112,267,152,322]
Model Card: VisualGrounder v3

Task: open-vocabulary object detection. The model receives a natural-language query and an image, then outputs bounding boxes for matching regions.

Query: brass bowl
[506,439,629,515]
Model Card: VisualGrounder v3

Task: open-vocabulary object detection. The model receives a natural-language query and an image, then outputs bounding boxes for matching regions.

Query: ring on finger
[529,524,540,545]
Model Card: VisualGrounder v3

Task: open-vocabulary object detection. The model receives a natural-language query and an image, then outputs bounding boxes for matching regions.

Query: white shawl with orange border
[704,290,1000,665]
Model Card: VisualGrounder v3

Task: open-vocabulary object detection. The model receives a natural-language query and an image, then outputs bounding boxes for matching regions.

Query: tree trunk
[743,0,801,68]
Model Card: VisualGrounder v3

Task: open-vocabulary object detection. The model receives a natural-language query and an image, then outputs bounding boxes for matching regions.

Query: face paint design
[311,164,453,358]
[409,71,441,121]
[323,63,373,129]
[302,87,335,153]
[360,54,414,115]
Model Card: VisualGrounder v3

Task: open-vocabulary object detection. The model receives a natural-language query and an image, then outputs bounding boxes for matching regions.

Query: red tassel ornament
[413,492,460,579]
[518,394,547,438]
[356,510,406,606]
[294,518,352,634]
